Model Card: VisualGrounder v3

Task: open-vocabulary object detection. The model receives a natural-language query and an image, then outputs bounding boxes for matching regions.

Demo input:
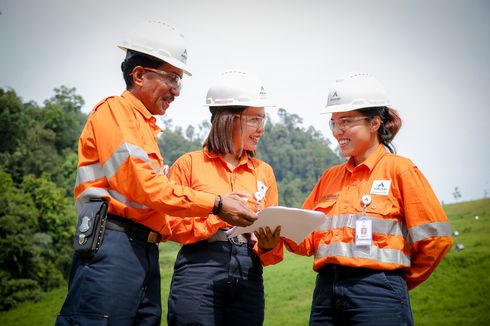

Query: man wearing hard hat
[55,20,257,325]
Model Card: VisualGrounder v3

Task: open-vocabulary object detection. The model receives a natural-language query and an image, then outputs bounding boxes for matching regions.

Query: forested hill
[159,107,342,208]
[0,87,340,310]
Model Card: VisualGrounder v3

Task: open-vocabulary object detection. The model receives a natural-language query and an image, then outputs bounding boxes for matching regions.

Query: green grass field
[1,198,489,325]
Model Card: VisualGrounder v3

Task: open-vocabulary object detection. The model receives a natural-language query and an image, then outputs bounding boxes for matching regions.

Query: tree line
[0,87,341,310]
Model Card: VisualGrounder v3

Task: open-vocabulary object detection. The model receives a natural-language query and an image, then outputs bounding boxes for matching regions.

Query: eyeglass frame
[141,67,183,91]
[329,116,372,132]
[235,114,267,129]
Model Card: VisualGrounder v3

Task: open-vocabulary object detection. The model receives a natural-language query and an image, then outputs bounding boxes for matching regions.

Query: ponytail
[357,107,402,153]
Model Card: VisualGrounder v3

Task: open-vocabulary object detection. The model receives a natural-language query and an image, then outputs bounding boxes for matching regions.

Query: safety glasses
[142,67,183,91]
[329,116,371,132]
[238,115,267,129]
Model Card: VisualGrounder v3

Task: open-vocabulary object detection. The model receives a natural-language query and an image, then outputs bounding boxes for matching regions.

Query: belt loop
[148,232,160,243]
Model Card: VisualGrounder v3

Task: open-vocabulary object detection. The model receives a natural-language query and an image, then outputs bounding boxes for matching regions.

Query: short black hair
[120,50,165,89]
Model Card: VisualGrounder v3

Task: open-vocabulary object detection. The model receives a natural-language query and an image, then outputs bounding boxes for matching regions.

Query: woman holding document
[264,72,453,325]
[166,69,281,326]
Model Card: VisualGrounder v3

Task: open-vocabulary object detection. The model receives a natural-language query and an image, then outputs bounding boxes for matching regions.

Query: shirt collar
[346,144,387,173]
[121,90,162,133]
[203,147,255,171]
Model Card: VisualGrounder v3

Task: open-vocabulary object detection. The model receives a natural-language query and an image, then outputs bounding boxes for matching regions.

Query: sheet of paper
[226,206,325,244]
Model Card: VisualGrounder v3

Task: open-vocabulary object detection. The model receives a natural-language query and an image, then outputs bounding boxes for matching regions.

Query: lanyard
[361,194,372,215]
[356,195,373,246]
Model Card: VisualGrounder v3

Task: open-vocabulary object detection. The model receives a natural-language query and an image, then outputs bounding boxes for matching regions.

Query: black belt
[207,229,251,245]
[106,214,161,244]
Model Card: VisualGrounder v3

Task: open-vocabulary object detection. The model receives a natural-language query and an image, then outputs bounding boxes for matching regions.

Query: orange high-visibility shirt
[264,144,452,290]
[167,148,278,246]
[74,91,215,238]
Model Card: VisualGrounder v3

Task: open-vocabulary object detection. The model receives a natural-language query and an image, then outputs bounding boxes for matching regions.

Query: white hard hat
[117,19,192,76]
[321,72,390,114]
[204,70,275,107]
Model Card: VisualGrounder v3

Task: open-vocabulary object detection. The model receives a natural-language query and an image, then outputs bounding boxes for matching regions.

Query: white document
[226,206,326,244]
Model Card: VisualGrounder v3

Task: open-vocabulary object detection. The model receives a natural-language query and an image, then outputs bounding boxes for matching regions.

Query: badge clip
[356,195,373,246]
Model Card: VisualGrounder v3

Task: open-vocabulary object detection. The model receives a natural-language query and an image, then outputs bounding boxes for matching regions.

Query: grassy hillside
[409,199,490,326]
[1,198,489,325]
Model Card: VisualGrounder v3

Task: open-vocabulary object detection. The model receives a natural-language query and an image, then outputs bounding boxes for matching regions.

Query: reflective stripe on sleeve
[75,187,148,214]
[75,163,105,187]
[75,187,111,213]
[317,214,408,238]
[108,189,148,209]
[315,242,411,266]
[104,143,152,180]
[408,221,452,243]
[75,143,162,186]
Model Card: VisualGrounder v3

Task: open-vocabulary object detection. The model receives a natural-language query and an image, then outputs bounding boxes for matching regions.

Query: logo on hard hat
[181,49,188,63]
[260,85,267,96]
[329,90,340,102]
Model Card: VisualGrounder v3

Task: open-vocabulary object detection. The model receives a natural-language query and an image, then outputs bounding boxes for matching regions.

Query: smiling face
[232,107,266,154]
[130,63,183,116]
[331,110,381,165]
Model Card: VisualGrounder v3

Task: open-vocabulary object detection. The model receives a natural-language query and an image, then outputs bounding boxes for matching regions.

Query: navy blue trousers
[56,229,161,326]
[167,240,264,326]
[310,265,414,326]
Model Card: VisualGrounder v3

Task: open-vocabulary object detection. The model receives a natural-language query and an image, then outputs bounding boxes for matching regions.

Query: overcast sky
[1,0,489,204]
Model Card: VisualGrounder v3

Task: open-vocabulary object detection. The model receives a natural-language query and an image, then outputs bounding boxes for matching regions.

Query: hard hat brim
[320,103,391,114]
[203,103,277,108]
[117,45,192,76]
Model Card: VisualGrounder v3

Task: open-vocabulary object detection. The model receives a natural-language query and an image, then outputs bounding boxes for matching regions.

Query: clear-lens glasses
[243,115,267,129]
[329,116,370,132]
[143,67,183,90]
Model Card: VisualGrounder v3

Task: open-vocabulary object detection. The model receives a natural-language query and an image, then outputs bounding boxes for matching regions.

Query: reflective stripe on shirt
[315,242,412,266]
[316,214,452,244]
[75,187,148,214]
[408,221,452,243]
[75,142,161,186]
[76,163,105,186]
[317,214,408,238]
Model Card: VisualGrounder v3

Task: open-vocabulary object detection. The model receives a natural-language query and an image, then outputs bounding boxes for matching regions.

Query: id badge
[355,217,372,246]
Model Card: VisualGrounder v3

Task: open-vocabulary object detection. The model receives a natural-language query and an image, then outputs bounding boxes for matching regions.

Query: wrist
[258,245,271,252]
[212,195,223,215]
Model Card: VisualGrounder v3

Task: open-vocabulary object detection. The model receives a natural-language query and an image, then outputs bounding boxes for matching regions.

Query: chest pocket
[313,199,337,215]
[355,195,395,217]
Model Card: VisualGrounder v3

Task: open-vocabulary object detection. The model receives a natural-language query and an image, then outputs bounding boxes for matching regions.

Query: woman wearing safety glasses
[263,72,453,325]
[166,70,281,326]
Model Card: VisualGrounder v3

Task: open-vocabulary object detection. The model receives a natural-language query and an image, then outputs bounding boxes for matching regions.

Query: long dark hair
[357,106,402,153]
[204,106,255,158]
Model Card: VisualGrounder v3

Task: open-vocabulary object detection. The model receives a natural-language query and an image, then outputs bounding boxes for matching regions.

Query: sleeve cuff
[195,191,217,214]
[254,241,284,266]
